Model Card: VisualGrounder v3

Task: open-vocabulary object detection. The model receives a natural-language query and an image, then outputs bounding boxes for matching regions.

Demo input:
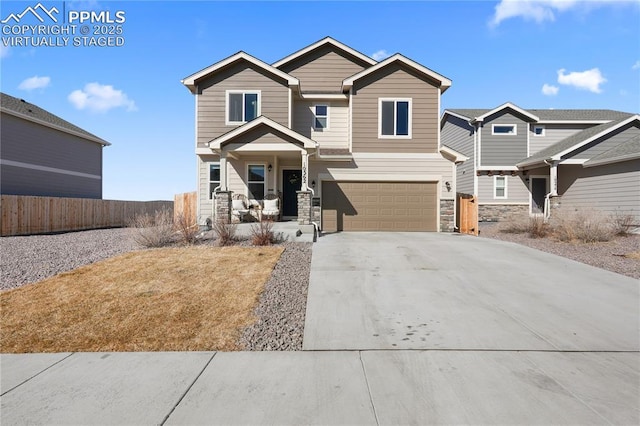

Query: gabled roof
[272,36,377,69]
[182,52,299,94]
[444,107,633,124]
[342,54,452,93]
[517,115,640,167]
[0,92,110,146]
[584,134,640,167]
[208,116,318,150]
[472,102,539,123]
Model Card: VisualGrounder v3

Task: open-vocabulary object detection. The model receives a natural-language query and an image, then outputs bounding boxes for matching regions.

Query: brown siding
[352,64,440,153]
[223,126,304,148]
[197,61,289,147]
[278,45,368,93]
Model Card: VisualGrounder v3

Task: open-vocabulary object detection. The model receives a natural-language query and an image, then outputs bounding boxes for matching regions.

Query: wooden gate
[456,194,478,236]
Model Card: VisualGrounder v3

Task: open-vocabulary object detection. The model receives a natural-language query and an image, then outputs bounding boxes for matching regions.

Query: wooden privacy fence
[1,195,173,237]
[457,193,478,236]
[174,191,197,225]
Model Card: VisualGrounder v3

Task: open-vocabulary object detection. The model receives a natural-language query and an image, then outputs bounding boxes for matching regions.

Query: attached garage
[321,181,438,232]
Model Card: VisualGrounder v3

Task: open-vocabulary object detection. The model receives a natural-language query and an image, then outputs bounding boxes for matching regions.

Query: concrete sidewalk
[2,350,639,425]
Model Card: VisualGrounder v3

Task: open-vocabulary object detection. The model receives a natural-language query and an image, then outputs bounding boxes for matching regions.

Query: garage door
[321,181,437,232]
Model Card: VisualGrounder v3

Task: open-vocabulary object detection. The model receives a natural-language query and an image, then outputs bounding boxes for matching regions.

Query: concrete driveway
[303,232,640,351]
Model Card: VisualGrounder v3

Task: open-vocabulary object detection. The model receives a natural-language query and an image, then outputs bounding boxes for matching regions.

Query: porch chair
[231,193,250,223]
[262,193,281,221]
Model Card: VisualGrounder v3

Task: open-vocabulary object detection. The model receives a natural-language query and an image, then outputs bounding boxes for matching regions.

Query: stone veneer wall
[478,204,529,222]
[440,199,455,232]
[297,191,312,225]
[214,191,231,223]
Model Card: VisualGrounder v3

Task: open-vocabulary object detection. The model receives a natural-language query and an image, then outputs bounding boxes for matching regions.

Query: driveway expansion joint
[0,352,75,397]
[358,350,380,426]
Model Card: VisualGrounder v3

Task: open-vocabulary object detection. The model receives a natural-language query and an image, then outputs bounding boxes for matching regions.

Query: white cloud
[632,60,640,70]
[68,82,137,112]
[0,44,9,58]
[489,0,628,27]
[371,49,391,61]
[557,68,607,93]
[541,83,559,96]
[18,75,51,91]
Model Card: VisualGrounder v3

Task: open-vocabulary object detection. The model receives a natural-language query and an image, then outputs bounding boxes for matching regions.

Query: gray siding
[352,63,439,153]
[558,161,640,222]
[0,113,102,198]
[441,115,474,194]
[477,174,529,204]
[480,112,528,167]
[529,123,592,155]
[566,124,640,160]
[197,154,219,224]
[292,100,349,150]
[277,45,368,93]
[197,62,289,147]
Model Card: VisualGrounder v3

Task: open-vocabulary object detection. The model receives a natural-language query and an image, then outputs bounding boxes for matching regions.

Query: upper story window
[492,124,517,135]
[209,163,220,199]
[379,98,411,138]
[533,125,545,136]
[226,91,261,125]
[313,105,329,131]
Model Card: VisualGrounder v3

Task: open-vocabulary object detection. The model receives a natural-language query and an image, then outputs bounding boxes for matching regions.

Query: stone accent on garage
[478,204,529,222]
[440,199,455,232]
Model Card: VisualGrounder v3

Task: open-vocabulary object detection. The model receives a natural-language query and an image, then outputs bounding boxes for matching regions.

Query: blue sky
[1,0,639,201]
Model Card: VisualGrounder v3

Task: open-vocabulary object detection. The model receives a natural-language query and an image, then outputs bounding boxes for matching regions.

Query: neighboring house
[0,92,109,199]
[441,103,639,224]
[182,37,463,232]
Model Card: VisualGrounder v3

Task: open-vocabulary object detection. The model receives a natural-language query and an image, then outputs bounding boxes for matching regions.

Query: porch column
[301,150,309,191]
[219,151,228,191]
[549,161,558,196]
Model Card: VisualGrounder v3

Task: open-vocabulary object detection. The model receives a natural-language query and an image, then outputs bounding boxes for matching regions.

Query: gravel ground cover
[1,228,138,291]
[480,222,640,279]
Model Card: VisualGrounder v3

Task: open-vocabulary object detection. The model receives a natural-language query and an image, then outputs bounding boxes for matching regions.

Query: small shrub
[527,216,550,238]
[212,219,237,246]
[250,220,275,246]
[550,208,614,243]
[611,211,635,236]
[130,208,175,248]
[174,213,200,245]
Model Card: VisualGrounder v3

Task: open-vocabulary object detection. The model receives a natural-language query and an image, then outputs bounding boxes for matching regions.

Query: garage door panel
[321,181,437,232]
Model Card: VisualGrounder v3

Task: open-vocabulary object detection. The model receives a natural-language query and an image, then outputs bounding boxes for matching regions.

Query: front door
[531,177,548,214]
[282,169,302,217]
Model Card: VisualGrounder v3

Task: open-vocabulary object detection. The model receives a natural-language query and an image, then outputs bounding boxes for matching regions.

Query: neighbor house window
[533,125,545,136]
[313,105,328,130]
[494,176,507,199]
[226,91,260,125]
[492,124,517,135]
[379,98,411,137]
[209,163,220,199]
[247,164,265,200]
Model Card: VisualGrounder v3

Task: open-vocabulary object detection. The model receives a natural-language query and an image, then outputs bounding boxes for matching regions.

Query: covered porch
[207,117,318,225]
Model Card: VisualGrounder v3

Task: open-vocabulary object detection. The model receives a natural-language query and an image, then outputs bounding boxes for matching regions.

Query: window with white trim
[533,125,545,136]
[492,124,517,135]
[379,98,411,138]
[494,176,507,199]
[247,164,265,200]
[313,105,328,130]
[209,163,220,199]
[226,91,260,125]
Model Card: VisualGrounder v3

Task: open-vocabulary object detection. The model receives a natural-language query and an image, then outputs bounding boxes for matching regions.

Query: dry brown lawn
[1,246,283,353]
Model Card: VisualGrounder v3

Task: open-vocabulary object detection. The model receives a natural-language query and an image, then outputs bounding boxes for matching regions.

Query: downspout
[542,159,558,221]
[306,151,320,234]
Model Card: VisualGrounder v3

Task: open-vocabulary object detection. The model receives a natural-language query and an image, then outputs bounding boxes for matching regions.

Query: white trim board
[1,159,102,180]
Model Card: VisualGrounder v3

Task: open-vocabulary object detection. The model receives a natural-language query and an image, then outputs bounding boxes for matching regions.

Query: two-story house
[441,103,639,224]
[182,37,463,232]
